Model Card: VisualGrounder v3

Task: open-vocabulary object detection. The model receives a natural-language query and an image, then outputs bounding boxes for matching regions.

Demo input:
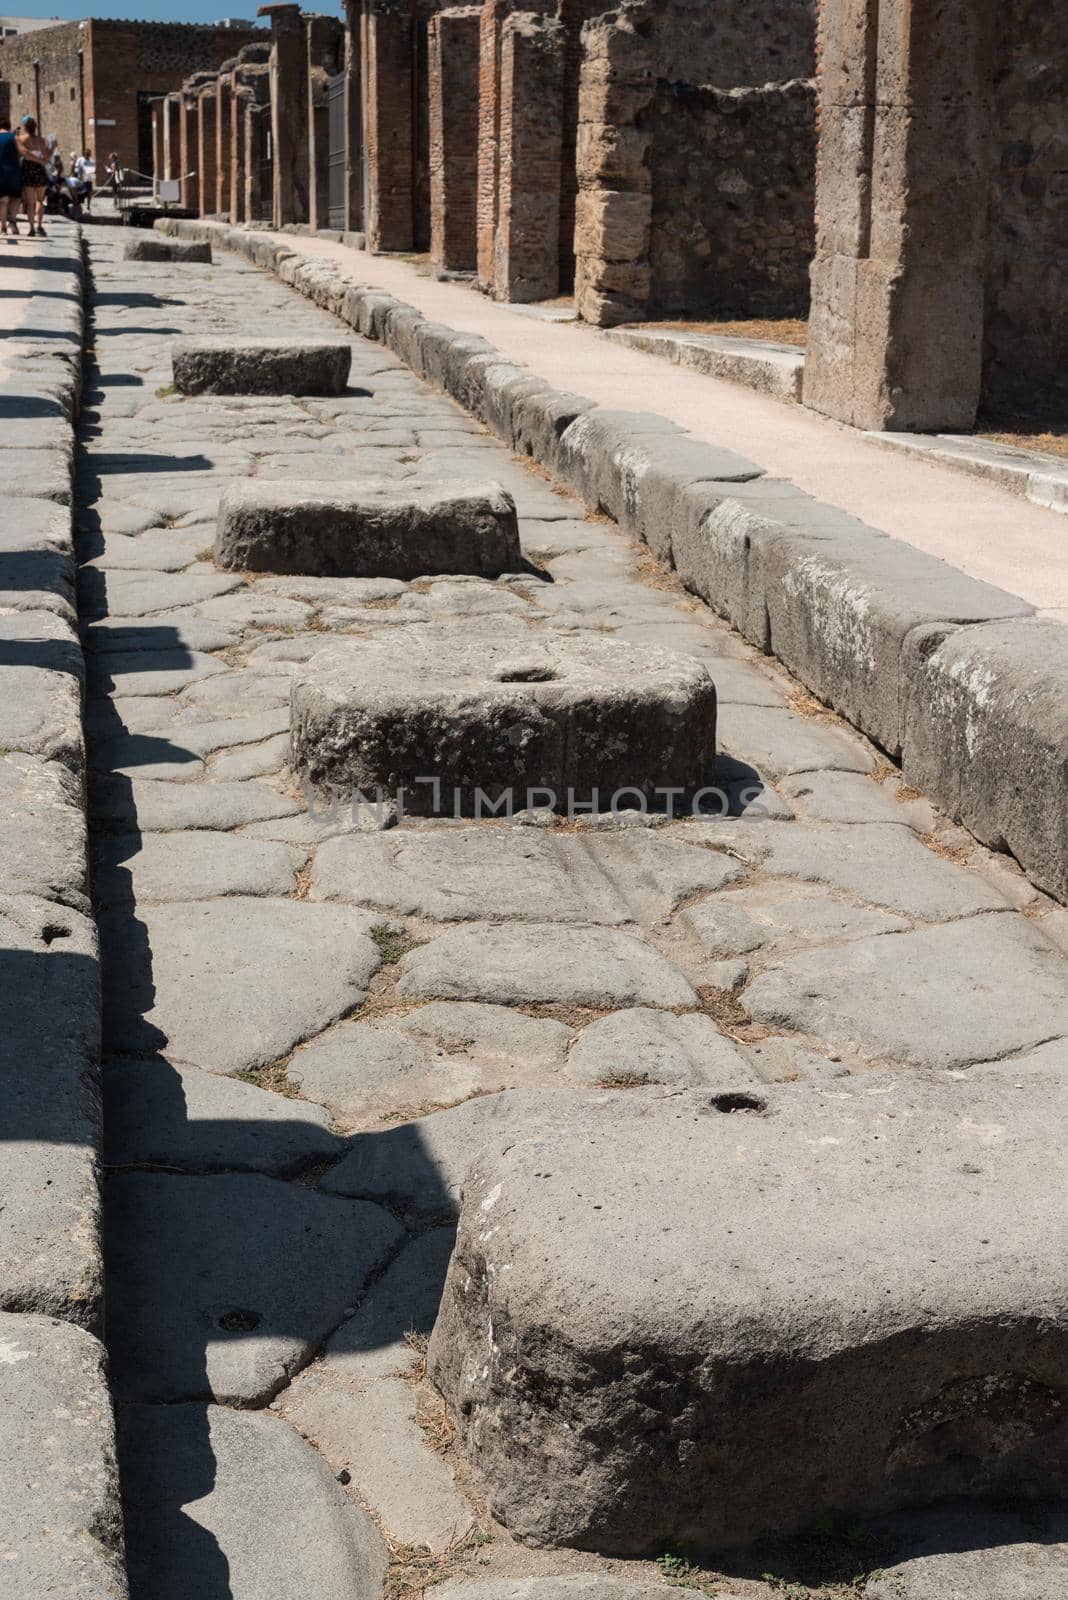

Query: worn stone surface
[106,1172,402,1403]
[92,831,304,903]
[565,1008,755,1086]
[684,882,909,956]
[291,628,717,808]
[102,1058,340,1172]
[862,1506,1068,1598]
[0,1312,126,1600]
[0,752,87,906]
[100,898,381,1073]
[311,827,741,922]
[397,923,698,1008]
[124,236,213,264]
[216,479,522,578]
[429,1073,1068,1553]
[173,336,353,395]
[120,1401,388,1600]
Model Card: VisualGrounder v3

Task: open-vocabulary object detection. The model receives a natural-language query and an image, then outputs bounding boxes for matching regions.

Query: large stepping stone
[428,1072,1068,1553]
[215,479,522,578]
[0,1313,126,1600]
[0,897,102,1327]
[172,336,352,396]
[290,628,717,811]
[745,913,1068,1069]
[310,827,741,922]
[120,1402,388,1600]
[103,1057,341,1171]
[100,897,382,1073]
[106,1172,403,1403]
[397,923,698,1008]
[124,236,212,263]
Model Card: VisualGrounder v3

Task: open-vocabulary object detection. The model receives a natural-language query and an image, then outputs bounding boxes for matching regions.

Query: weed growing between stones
[656,1512,905,1598]
[231,1059,301,1098]
[372,925,422,965]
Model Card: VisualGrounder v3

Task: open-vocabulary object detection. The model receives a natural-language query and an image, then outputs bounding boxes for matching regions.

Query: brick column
[164,95,181,181]
[231,88,248,222]
[492,11,564,301]
[197,87,217,216]
[341,0,363,231]
[259,1,310,226]
[475,0,505,290]
[245,98,273,223]
[179,91,199,211]
[428,6,481,272]
[803,0,994,431]
[363,0,415,251]
[215,69,233,217]
[306,14,345,231]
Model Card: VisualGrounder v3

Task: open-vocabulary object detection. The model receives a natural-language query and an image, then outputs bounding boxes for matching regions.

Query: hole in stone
[495,664,557,683]
[709,1092,767,1115]
[217,1308,261,1332]
[40,924,71,945]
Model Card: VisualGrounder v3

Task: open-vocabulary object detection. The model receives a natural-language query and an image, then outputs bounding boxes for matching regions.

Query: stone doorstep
[867,429,1068,516]
[289,628,717,808]
[215,478,523,579]
[428,1071,1068,1555]
[607,325,805,403]
[168,217,1068,906]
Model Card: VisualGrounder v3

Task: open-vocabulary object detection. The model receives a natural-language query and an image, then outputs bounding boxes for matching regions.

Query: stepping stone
[565,1008,756,1087]
[745,914,1068,1069]
[172,336,353,396]
[310,828,741,922]
[92,831,304,903]
[123,236,212,263]
[292,629,717,810]
[0,897,102,1326]
[215,480,522,578]
[0,1313,126,1600]
[397,923,698,1008]
[120,1402,388,1600]
[428,1072,1068,1553]
[100,898,382,1073]
[103,1058,341,1172]
[106,1172,403,1404]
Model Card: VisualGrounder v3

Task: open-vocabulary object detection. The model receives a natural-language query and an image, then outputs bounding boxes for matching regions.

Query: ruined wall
[648,77,815,317]
[652,0,815,84]
[0,21,84,162]
[982,0,1068,419]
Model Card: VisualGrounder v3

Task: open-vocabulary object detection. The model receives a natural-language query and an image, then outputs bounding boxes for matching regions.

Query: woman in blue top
[0,117,23,239]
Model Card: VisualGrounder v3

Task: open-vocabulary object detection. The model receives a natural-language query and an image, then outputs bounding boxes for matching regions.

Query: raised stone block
[0,1313,125,1600]
[290,628,717,810]
[429,1071,1068,1553]
[902,618,1068,903]
[215,480,522,578]
[123,236,213,264]
[172,337,352,396]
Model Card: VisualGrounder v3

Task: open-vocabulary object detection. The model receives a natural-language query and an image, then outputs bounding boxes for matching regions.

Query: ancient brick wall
[0,21,84,165]
[648,78,815,317]
[649,0,815,85]
[982,0,1068,419]
[428,7,482,270]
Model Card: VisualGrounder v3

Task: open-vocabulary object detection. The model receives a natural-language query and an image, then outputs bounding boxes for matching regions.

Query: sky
[4,0,339,22]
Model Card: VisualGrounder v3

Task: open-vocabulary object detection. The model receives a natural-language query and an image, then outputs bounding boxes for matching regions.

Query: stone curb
[607,325,805,404]
[0,226,128,1597]
[155,218,1068,904]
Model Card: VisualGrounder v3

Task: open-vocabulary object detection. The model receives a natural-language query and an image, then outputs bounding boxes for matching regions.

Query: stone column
[306,14,345,231]
[492,11,564,301]
[573,6,653,326]
[179,90,199,211]
[803,0,994,431]
[428,6,481,272]
[163,95,181,182]
[363,0,415,251]
[215,68,233,217]
[341,0,363,231]
[231,87,248,222]
[151,100,164,183]
[259,1,310,227]
[197,86,217,216]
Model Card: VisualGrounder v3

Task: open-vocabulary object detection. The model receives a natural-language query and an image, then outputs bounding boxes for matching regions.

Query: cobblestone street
[71,229,1068,1598]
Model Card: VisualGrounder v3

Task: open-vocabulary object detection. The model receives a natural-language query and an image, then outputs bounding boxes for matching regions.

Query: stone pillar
[164,95,182,182]
[151,100,163,183]
[475,0,506,291]
[573,7,654,326]
[363,0,415,251]
[197,87,217,216]
[231,87,248,222]
[179,91,199,211]
[215,68,233,217]
[492,11,564,301]
[306,14,345,231]
[259,2,310,226]
[803,0,994,431]
[341,0,363,231]
[428,6,481,272]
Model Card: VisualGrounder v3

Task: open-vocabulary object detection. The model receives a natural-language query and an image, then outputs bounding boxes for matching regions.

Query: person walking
[0,117,22,239]
[74,149,96,215]
[17,115,50,237]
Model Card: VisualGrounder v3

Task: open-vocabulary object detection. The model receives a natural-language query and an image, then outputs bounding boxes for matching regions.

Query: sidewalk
[276,232,1068,618]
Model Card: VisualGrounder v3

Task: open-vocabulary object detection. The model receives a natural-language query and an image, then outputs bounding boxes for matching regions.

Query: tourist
[74,149,96,215]
[16,115,50,237]
[0,116,22,239]
[105,151,121,195]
